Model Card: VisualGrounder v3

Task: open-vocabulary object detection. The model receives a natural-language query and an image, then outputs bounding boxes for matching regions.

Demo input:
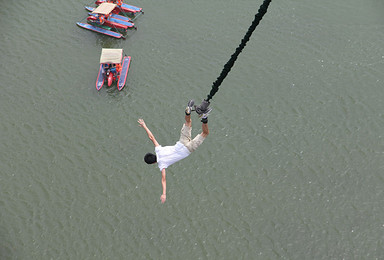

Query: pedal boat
[86,3,134,31]
[96,48,131,91]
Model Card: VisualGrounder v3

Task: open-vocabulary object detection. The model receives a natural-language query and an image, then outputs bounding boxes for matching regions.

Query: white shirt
[155,142,191,171]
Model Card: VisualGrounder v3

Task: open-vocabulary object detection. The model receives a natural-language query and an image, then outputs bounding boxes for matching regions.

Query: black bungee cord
[195,0,273,112]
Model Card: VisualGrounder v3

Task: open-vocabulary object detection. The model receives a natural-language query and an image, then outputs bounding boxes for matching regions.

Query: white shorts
[179,124,205,152]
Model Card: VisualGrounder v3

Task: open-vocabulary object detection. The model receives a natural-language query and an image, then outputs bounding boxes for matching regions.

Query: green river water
[1,0,384,259]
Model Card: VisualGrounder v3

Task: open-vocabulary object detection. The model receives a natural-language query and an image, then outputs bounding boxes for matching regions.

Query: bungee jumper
[138,100,212,203]
[138,0,272,203]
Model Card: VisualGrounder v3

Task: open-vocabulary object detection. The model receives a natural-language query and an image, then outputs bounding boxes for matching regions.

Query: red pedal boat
[87,3,134,31]
[96,48,131,91]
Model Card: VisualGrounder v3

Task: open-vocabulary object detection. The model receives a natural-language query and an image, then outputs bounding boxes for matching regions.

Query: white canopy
[92,3,117,15]
[100,48,123,64]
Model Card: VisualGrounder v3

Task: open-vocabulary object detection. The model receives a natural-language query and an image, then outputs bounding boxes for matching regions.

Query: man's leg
[199,107,211,137]
[182,99,211,150]
[184,100,194,128]
[179,100,194,144]
[186,121,208,152]
[201,121,209,138]
[185,114,192,127]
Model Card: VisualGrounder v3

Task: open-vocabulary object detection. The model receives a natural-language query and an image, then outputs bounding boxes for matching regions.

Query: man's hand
[138,118,146,128]
[160,194,166,203]
[138,118,160,147]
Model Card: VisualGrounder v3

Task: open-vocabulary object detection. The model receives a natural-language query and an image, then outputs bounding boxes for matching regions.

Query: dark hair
[144,153,157,164]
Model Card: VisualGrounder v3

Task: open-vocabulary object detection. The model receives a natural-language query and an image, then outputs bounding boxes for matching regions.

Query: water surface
[1,0,384,259]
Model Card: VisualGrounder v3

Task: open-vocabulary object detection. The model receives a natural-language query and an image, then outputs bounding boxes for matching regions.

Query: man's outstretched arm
[160,168,166,203]
[138,118,159,147]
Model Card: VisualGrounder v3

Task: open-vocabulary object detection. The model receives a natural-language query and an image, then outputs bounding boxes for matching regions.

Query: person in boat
[116,64,122,74]
[107,0,122,6]
[110,64,117,74]
[138,100,211,203]
[98,14,106,24]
